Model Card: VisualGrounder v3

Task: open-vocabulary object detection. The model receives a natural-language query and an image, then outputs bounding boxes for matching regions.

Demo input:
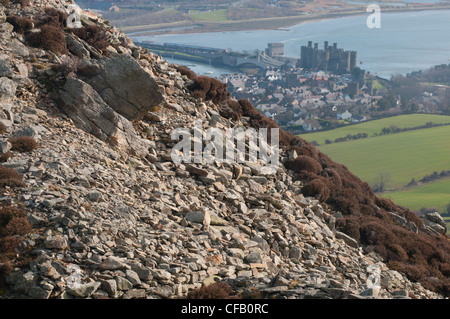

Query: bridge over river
[135,42,286,70]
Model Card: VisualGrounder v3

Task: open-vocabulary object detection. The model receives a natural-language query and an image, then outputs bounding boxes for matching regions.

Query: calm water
[129,10,450,79]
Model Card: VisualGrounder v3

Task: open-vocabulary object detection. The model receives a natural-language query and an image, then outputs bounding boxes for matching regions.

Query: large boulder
[0,54,13,77]
[0,76,16,105]
[83,55,164,121]
[421,212,447,235]
[57,78,152,157]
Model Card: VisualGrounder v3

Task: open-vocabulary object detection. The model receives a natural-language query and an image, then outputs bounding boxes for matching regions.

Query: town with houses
[219,41,448,137]
[219,42,381,135]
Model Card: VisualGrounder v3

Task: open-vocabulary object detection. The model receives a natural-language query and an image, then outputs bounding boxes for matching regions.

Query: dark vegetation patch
[189,75,230,105]
[16,0,30,6]
[26,25,67,55]
[8,136,38,153]
[36,7,68,29]
[186,282,238,299]
[284,155,323,175]
[0,205,32,287]
[70,25,110,53]
[301,179,331,202]
[6,15,33,34]
[0,152,13,163]
[0,121,6,134]
[178,67,230,105]
[23,8,69,55]
[175,65,197,80]
[0,165,24,188]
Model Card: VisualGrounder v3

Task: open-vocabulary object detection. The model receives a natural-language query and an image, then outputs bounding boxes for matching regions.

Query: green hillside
[301,114,450,145]
[382,177,450,214]
[312,124,450,189]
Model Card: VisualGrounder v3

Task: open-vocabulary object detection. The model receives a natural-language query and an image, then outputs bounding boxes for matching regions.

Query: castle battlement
[300,41,357,74]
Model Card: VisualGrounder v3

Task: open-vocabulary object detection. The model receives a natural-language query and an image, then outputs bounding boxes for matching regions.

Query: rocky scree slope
[0,0,448,299]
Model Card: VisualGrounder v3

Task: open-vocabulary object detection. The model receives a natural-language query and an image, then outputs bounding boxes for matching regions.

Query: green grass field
[313,124,450,189]
[301,114,450,145]
[300,115,450,225]
[189,9,229,22]
[382,177,450,213]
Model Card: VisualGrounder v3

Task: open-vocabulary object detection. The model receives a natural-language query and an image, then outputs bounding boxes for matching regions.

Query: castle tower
[350,51,358,70]
[266,43,284,57]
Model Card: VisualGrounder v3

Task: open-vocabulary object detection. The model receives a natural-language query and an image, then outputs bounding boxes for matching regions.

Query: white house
[337,110,352,121]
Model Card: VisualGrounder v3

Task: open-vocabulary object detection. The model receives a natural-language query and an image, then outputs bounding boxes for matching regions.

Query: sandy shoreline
[120,3,450,36]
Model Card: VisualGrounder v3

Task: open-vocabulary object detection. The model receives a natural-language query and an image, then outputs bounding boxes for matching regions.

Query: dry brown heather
[5,15,33,34]
[1,0,29,6]
[26,24,67,55]
[175,65,197,80]
[23,7,72,55]
[0,165,24,188]
[179,70,450,295]
[189,75,230,105]
[70,25,110,53]
[0,121,6,134]
[0,151,13,163]
[186,282,237,299]
[8,136,39,153]
[0,205,32,284]
[36,7,68,29]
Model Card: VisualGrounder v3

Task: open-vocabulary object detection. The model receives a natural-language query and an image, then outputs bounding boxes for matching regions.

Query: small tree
[445,202,450,217]
[372,171,391,193]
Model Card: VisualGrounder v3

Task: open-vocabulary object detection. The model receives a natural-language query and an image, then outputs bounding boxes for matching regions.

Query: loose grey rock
[67,282,101,298]
[85,55,164,121]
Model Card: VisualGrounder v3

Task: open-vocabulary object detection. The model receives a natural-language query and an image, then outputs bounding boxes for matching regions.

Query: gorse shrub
[186,282,236,299]
[8,136,38,153]
[6,15,33,34]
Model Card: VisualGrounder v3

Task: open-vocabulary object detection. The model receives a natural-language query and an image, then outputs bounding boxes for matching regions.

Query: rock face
[57,78,152,157]
[421,212,447,235]
[54,53,164,155]
[0,0,447,301]
[83,55,165,121]
[0,77,16,105]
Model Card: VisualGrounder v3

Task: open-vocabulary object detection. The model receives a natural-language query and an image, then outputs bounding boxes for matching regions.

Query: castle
[301,41,357,74]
